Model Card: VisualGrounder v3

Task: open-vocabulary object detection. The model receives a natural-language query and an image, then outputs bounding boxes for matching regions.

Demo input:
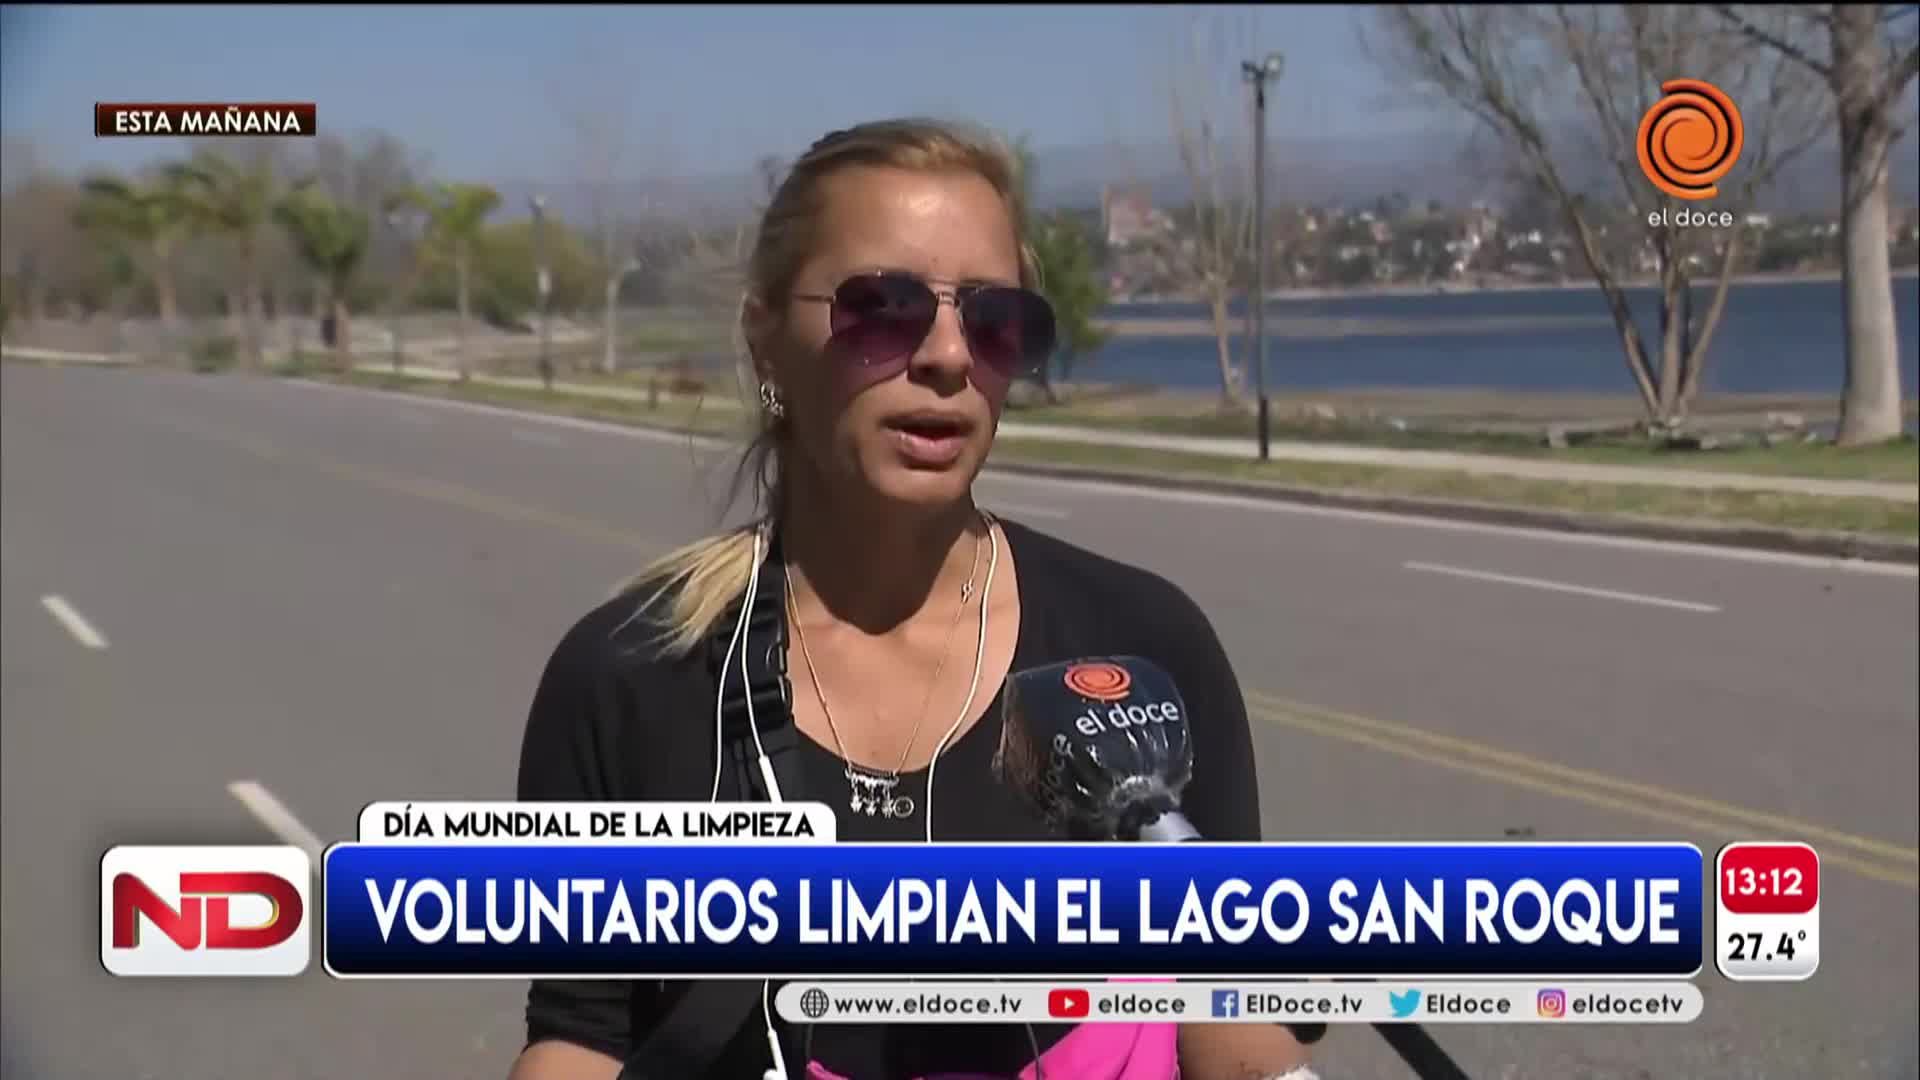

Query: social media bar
[773,981,1703,1025]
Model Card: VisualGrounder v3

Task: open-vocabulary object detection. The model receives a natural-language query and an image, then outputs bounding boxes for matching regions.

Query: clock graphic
[1714,842,1820,981]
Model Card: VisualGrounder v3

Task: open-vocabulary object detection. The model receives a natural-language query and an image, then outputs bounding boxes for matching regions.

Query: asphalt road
[4,363,1916,1080]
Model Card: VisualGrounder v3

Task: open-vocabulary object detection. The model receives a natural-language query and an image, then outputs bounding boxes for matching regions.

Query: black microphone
[993,656,1199,843]
[995,655,1478,1075]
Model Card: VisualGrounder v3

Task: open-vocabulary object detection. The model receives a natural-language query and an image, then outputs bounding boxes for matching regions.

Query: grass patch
[187,336,239,374]
[327,369,1916,541]
[324,369,745,438]
[1006,402,1919,483]
[1511,437,1918,483]
[990,437,1918,539]
[620,326,730,354]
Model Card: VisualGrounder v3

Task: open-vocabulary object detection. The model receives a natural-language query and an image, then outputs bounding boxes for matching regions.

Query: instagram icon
[1537,989,1568,1019]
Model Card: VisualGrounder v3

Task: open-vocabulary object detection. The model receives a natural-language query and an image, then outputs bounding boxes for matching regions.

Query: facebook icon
[1211,989,1240,1018]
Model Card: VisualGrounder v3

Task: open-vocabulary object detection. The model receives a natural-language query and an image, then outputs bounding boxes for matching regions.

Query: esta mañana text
[364,875,1684,948]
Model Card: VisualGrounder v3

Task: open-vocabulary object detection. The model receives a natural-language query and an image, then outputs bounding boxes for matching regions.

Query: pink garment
[803,1020,1180,1080]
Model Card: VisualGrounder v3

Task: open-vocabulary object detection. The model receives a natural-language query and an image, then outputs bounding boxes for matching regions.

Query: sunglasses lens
[829,275,936,370]
[962,287,1056,378]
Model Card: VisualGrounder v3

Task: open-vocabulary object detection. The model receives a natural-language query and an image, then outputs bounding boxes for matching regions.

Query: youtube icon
[1048,988,1090,1019]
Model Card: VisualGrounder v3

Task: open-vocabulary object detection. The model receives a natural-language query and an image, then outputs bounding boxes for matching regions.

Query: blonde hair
[621,117,1039,658]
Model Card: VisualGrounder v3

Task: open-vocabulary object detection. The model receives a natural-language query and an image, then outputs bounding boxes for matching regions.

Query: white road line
[226,780,325,867]
[1403,561,1723,613]
[40,594,109,648]
[280,377,1918,578]
[511,428,566,447]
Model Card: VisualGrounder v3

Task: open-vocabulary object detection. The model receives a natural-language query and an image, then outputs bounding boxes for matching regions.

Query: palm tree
[71,170,191,326]
[391,182,500,381]
[274,183,370,372]
[166,149,280,370]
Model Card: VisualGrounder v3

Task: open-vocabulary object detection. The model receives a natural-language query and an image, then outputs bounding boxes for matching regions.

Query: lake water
[1087,275,1920,397]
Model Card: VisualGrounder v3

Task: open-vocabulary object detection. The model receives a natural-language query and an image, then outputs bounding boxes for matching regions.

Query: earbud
[761,979,790,1080]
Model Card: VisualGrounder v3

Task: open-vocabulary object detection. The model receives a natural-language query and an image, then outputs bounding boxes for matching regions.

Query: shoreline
[1113,266,1920,307]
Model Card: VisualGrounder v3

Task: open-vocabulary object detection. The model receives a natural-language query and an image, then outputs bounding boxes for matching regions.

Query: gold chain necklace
[785,524,983,819]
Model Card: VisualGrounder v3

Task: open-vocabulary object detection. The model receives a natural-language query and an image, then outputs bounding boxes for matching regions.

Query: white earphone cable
[923,511,998,844]
[739,531,785,805]
[705,525,791,1079]
[922,514,1039,1077]
[733,515,1017,1078]
[711,527,765,801]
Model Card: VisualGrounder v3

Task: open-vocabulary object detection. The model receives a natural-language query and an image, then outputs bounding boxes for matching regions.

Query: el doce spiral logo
[1637,79,1744,201]
[1064,662,1132,702]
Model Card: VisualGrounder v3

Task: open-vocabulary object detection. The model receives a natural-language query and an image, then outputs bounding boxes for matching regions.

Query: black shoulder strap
[710,531,802,802]
[620,533,802,1080]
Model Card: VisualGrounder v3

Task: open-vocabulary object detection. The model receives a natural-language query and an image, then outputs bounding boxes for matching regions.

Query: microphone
[994,656,1465,1077]
[993,656,1199,843]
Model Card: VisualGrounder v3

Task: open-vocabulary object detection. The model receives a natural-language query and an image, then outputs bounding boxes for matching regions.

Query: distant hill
[496,125,1918,226]
[1025,129,1920,215]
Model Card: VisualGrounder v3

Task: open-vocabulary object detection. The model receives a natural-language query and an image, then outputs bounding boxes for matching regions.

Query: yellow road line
[1246,688,1917,866]
[153,418,659,554]
[1250,701,1917,890]
[307,457,656,553]
[146,414,1918,887]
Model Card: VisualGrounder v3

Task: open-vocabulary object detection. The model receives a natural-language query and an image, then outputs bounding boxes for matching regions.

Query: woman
[510,117,1315,1080]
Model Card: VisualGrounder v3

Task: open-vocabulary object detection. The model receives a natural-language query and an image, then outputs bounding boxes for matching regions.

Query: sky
[0,4,1423,185]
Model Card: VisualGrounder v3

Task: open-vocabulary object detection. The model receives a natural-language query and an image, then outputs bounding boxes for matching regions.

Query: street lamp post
[606,253,641,376]
[384,209,411,375]
[1241,51,1284,462]
[530,194,553,392]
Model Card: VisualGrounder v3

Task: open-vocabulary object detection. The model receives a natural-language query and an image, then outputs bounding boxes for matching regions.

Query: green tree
[1011,135,1112,403]
[393,182,501,381]
[411,218,596,336]
[1028,215,1113,399]
[273,183,370,371]
[72,170,192,325]
[167,149,282,369]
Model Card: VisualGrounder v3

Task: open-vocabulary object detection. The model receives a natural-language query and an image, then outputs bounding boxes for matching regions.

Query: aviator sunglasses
[792,272,1057,393]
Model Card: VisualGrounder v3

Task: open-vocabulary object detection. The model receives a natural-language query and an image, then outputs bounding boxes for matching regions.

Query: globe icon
[800,988,830,1019]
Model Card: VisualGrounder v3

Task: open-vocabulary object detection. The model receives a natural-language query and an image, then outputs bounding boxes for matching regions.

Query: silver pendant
[846,765,915,819]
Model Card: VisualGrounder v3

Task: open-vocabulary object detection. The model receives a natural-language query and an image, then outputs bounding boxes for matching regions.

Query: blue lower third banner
[322,842,1703,978]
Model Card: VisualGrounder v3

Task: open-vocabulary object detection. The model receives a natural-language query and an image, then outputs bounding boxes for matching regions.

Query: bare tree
[1712,3,1919,444]
[672,208,755,311]
[1161,8,1259,409]
[1,140,73,325]
[754,154,787,209]
[1366,5,1825,430]
[553,53,674,376]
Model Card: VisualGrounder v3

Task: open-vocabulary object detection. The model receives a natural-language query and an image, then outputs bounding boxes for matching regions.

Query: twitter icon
[1388,990,1423,1018]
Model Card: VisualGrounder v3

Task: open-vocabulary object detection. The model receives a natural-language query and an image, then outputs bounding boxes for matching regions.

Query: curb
[24,358,1919,567]
[980,458,1920,567]
[313,373,1920,567]
[1,347,137,366]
